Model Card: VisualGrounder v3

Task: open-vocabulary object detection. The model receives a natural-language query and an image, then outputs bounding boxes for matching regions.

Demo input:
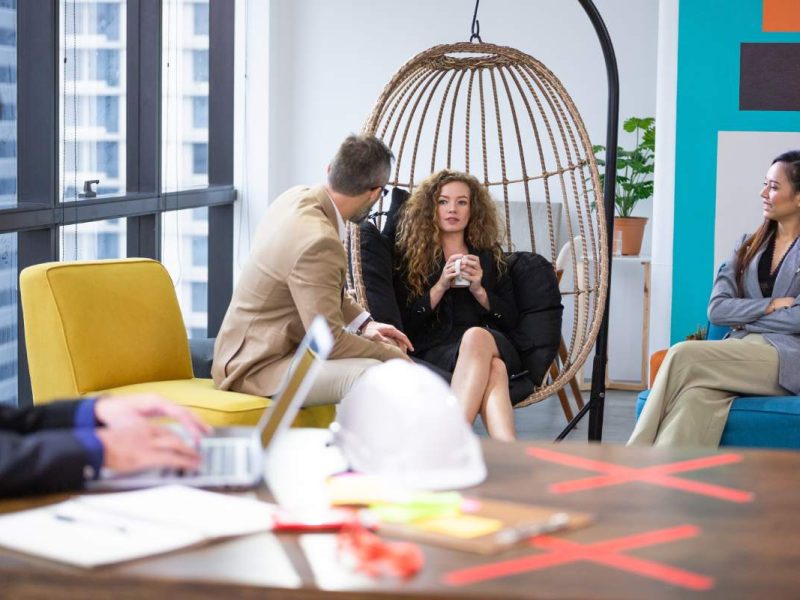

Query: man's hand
[94,393,212,444]
[97,424,201,473]
[362,321,414,353]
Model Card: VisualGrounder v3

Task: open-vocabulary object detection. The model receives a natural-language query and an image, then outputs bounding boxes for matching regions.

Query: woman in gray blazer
[629,150,800,448]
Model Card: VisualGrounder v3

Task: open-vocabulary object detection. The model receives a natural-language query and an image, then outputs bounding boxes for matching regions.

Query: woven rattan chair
[349,42,608,410]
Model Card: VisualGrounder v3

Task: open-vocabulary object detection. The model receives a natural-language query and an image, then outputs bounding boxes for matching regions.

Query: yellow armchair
[19,259,334,428]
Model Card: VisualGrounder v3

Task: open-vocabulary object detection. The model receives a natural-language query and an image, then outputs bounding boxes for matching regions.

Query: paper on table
[0,485,277,568]
[79,484,277,538]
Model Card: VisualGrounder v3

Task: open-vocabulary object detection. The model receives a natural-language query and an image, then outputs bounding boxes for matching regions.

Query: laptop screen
[255,315,333,449]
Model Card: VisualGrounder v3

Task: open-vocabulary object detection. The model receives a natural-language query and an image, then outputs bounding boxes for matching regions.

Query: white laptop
[89,316,334,491]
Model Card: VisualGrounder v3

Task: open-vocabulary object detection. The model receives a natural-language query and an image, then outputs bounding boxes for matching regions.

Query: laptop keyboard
[200,442,240,477]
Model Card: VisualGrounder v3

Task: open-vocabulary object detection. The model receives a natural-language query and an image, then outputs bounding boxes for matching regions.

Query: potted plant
[593,116,655,256]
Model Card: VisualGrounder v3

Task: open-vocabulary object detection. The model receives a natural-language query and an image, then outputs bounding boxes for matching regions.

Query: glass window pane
[0,233,17,406]
[193,2,209,36]
[60,1,127,202]
[161,208,207,339]
[162,0,209,192]
[0,0,16,209]
[60,219,127,261]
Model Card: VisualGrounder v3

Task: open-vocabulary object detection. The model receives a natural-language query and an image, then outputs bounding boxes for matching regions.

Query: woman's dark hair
[735,150,800,294]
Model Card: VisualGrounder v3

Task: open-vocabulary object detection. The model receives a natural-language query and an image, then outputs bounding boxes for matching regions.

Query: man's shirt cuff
[73,429,104,480]
[347,311,372,334]
[74,397,99,429]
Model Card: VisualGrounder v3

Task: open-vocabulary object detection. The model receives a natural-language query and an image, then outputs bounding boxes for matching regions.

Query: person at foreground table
[629,150,800,448]
[0,394,211,497]
[394,170,520,441]
[212,135,412,404]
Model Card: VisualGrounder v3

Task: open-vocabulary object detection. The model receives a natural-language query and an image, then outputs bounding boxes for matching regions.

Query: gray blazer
[707,233,800,395]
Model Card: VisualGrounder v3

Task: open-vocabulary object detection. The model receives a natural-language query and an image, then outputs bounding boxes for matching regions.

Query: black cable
[469,0,482,43]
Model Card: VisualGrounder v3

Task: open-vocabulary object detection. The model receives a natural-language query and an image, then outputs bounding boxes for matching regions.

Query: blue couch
[636,324,800,450]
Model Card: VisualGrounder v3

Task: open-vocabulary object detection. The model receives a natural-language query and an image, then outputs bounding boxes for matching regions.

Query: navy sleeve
[0,430,97,497]
[0,400,82,434]
[73,398,99,429]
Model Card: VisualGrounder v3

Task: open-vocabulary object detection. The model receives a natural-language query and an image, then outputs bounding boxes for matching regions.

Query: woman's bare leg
[450,328,515,439]
[479,357,516,441]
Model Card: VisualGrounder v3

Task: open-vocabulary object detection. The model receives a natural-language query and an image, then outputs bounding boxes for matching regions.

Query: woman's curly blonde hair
[395,170,505,299]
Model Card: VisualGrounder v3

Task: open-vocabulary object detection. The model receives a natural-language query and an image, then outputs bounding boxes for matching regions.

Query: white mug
[452,257,471,288]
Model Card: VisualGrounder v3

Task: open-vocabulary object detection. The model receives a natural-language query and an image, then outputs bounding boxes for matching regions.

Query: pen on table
[492,512,570,548]
[53,512,130,534]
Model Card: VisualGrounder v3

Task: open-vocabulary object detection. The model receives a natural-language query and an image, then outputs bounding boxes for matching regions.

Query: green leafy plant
[592,117,655,218]
[685,325,707,341]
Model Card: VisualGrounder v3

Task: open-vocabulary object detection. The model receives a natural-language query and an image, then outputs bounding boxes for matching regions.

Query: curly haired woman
[395,170,520,441]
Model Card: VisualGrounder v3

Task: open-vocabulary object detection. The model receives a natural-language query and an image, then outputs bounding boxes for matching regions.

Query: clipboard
[376,497,592,555]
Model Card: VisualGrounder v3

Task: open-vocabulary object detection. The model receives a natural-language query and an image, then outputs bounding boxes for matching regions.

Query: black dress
[395,248,524,378]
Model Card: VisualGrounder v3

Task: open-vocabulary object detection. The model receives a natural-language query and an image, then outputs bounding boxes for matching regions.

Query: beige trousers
[303,358,381,407]
[627,334,786,448]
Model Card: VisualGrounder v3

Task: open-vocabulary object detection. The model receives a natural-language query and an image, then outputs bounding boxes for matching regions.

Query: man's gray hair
[328,135,394,196]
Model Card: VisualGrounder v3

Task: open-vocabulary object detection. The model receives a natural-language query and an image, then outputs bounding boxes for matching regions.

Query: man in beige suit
[212,135,412,404]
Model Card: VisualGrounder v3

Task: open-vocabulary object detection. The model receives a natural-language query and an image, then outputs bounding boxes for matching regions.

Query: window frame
[5,0,234,407]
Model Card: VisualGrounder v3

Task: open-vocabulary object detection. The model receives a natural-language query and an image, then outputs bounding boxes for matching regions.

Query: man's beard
[349,204,373,225]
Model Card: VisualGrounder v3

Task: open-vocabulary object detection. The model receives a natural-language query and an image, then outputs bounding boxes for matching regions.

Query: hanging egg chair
[349,40,609,411]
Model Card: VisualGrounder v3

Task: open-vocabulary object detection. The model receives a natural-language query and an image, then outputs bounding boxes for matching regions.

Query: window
[96,141,119,179]
[0,65,15,83]
[189,327,206,340]
[96,49,120,87]
[192,143,208,175]
[96,232,120,259]
[60,220,127,262]
[0,28,15,47]
[96,95,118,133]
[193,2,209,36]
[192,96,208,129]
[191,235,207,267]
[95,3,120,41]
[0,141,14,158]
[192,50,209,83]
[61,1,127,200]
[1,1,234,408]
[191,281,207,313]
[0,233,16,405]
[0,102,15,120]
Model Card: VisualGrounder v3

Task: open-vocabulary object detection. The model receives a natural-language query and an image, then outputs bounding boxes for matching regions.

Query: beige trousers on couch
[627,334,786,448]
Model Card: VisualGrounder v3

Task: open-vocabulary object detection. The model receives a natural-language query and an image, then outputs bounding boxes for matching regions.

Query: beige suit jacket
[212,185,405,396]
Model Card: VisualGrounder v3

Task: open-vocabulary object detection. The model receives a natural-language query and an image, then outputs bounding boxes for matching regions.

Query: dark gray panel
[740,43,800,111]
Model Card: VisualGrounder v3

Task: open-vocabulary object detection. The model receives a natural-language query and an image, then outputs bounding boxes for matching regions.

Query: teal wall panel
[671,0,800,342]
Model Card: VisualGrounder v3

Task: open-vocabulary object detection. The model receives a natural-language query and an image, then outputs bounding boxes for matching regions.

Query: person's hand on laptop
[96,424,202,473]
[94,393,212,444]
[361,321,414,354]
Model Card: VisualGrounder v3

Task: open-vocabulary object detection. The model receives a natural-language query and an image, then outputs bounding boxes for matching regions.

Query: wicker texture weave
[349,42,608,408]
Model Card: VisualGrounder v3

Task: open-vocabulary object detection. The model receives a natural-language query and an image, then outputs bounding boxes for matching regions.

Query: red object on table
[337,520,424,579]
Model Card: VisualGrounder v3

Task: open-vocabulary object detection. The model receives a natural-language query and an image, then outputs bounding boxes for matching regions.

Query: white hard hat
[330,359,487,491]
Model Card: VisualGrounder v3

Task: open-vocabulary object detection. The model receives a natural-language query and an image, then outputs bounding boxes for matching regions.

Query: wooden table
[2,441,800,599]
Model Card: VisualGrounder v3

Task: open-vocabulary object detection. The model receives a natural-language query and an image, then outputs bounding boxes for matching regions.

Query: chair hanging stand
[351,0,619,442]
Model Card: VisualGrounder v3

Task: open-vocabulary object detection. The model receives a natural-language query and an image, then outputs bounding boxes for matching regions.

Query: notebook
[0,485,279,568]
[88,315,334,490]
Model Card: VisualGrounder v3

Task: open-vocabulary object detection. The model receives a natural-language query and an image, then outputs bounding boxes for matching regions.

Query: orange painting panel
[763,0,800,32]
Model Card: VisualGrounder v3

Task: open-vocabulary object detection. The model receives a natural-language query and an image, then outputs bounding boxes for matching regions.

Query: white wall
[648,0,678,359]
[234,0,660,382]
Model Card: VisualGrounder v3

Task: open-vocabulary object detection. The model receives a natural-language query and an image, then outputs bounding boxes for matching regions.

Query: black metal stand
[556,0,619,443]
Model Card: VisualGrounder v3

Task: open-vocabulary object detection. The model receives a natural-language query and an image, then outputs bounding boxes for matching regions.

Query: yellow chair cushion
[96,378,336,428]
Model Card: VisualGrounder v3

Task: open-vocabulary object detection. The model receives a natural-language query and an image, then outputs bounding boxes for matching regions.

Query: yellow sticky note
[414,515,503,539]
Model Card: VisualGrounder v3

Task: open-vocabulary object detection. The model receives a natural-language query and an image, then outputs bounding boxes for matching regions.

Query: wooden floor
[473,389,639,444]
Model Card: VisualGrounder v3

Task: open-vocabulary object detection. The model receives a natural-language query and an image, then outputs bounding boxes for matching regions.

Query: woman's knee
[488,357,508,381]
[459,327,496,355]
